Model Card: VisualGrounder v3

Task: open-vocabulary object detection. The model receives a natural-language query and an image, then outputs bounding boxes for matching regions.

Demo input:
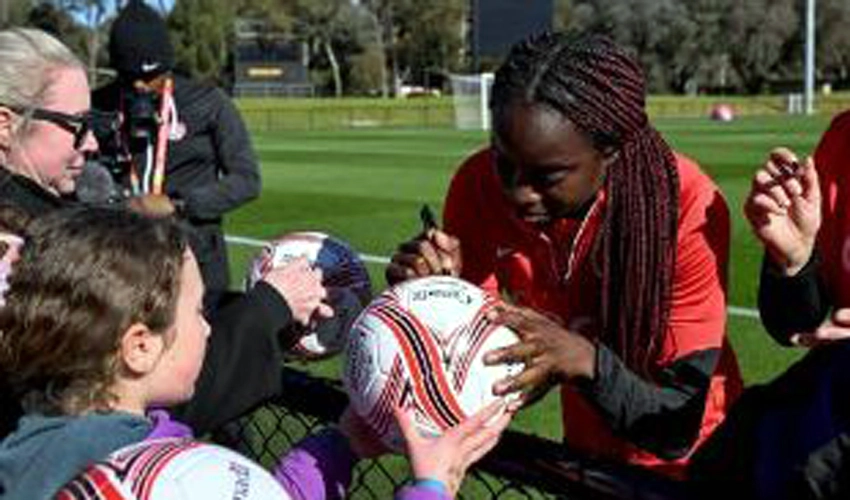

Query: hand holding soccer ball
[245,232,372,359]
[338,397,515,498]
[483,303,596,396]
[261,256,332,327]
[396,399,514,497]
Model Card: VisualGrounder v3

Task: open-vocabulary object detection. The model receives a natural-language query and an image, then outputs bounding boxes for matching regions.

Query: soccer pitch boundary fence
[225,234,760,320]
[236,94,850,132]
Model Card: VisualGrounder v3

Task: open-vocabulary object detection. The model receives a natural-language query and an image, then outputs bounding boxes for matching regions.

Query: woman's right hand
[260,256,333,326]
[743,148,821,276]
[385,229,462,285]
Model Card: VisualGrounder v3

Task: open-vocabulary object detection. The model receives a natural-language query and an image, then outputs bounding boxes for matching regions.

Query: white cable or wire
[223,234,760,318]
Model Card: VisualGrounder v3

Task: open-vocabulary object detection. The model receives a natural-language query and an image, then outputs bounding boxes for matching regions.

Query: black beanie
[108,0,174,78]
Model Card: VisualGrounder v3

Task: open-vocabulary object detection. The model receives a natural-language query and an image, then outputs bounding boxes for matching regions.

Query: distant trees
[289,0,354,97]
[720,0,799,93]
[1,0,38,27]
[392,0,465,90]
[318,0,465,96]
[569,0,700,92]
[168,0,233,83]
[819,0,850,82]
[13,0,850,95]
[565,0,850,93]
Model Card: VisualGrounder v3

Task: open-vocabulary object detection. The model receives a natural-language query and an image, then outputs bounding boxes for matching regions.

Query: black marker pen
[419,204,450,275]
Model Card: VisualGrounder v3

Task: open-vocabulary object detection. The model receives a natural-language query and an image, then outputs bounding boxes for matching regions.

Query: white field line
[226,234,760,319]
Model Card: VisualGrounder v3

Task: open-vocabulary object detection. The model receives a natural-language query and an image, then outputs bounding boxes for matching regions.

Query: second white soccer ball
[245,231,372,359]
[59,438,290,499]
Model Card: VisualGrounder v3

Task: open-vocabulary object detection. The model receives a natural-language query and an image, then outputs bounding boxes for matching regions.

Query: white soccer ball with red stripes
[343,276,522,450]
[245,231,372,359]
[58,438,290,499]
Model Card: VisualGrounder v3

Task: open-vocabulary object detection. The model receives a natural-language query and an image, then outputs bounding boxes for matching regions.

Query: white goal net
[449,72,495,131]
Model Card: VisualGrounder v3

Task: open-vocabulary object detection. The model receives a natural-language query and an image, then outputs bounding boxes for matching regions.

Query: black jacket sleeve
[576,344,720,460]
[758,252,831,346]
[170,282,292,434]
[177,88,261,221]
[690,342,850,500]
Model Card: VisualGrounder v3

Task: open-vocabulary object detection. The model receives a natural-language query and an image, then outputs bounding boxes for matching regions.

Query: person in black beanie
[94,0,259,306]
[107,0,174,79]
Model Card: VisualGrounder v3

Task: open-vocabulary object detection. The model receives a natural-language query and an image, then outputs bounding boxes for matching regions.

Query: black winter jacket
[92,74,261,294]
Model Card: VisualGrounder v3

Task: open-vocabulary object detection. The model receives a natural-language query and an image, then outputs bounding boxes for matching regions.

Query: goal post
[449,72,495,131]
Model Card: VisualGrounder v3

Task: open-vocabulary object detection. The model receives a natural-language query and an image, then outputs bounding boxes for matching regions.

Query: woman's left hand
[483,303,596,396]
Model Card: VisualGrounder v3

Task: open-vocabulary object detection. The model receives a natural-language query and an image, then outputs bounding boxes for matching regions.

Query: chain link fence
[215,367,690,500]
[235,94,850,133]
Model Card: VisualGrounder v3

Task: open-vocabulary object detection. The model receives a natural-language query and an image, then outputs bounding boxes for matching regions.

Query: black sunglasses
[4,105,96,150]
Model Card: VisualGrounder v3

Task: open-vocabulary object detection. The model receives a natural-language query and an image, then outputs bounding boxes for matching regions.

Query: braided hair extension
[491,32,680,377]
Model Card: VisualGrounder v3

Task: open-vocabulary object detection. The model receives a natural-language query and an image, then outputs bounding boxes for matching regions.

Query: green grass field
[224,114,835,441]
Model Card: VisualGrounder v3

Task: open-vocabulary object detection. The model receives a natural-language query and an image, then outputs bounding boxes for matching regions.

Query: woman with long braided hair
[387,32,743,477]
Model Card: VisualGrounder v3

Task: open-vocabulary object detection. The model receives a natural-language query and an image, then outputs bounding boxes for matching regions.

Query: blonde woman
[0,27,331,439]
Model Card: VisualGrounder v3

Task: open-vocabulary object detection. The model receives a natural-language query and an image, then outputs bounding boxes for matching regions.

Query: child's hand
[396,400,514,497]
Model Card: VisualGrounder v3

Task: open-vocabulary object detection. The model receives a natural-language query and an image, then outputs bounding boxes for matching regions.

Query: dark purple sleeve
[272,428,451,500]
[145,410,194,439]
[395,483,452,500]
[273,427,357,500]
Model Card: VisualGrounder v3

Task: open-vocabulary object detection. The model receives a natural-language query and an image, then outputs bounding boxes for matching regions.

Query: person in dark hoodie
[0,206,513,500]
[0,26,329,438]
[93,0,261,304]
